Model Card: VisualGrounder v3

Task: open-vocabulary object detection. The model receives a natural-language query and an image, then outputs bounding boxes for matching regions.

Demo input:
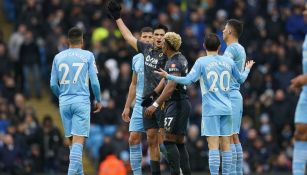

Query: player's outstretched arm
[107,1,137,50]
[155,60,201,85]
[232,60,255,84]
[50,60,60,97]
[122,73,137,122]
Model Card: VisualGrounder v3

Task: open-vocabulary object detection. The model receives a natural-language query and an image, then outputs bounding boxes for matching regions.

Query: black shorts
[163,99,191,135]
[143,106,164,130]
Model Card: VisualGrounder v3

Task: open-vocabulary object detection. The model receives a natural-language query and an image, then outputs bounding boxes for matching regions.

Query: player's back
[302,34,307,92]
[52,48,95,106]
[198,55,234,116]
[224,43,246,90]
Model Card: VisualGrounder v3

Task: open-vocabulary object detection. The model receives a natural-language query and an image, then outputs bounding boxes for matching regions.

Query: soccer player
[291,4,307,175]
[107,1,168,174]
[121,27,153,175]
[145,32,191,175]
[50,27,102,175]
[155,33,254,175]
[222,19,246,175]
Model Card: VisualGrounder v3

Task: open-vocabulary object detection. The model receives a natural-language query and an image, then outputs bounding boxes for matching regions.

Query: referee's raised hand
[107,0,121,20]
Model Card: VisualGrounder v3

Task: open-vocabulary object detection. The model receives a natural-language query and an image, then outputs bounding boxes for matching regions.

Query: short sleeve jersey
[164,53,189,100]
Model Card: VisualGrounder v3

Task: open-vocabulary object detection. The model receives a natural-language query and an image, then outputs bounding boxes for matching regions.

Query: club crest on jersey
[159,53,163,57]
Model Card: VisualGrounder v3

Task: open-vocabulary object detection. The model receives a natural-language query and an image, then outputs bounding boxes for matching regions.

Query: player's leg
[230,92,243,175]
[203,116,221,175]
[146,128,160,174]
[293,123,307,175]
[230,136,237,175]
[129,132,142,175]
[164,133,181,175]
[207,136,220,175]
[174,100,191,175]
[129,105,145,175]
[68,103,91,175]
[220,115,233,175]
[143,109,161,175]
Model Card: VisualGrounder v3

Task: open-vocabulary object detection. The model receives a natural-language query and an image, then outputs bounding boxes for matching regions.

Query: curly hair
[164,32,182,51]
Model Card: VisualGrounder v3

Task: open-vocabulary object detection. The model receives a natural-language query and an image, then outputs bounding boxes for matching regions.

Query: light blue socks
[130,144,142,175]
[293,141,307,175]
[230,144,237,175]
[209,150,220,175]
[222,151,232,175]
[235,143,243,175]
[68,143,83,175]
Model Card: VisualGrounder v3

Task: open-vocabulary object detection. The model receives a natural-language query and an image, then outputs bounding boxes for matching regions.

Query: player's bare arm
[144,72,179,117]
[154,78,166,94]
[107,1,138,50]
[122,72,137,122]
[290,74,307,91]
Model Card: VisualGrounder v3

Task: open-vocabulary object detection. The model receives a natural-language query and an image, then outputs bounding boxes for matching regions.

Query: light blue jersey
[224,43,246,133]
[166,55,250,117]
[129,53,145,132]
[224,43,246,90]
[295,34,307,123]
[50,48,101,106]
[132,53,144,105]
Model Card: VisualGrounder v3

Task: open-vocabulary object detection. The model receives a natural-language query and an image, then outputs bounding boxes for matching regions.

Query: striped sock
[209,150,220,175]
[235,143,243,175]
[230,144,237,175]
[222,151,232,175]
[293,141,307,175]
[130,144,142,175]
[68,143,83,175]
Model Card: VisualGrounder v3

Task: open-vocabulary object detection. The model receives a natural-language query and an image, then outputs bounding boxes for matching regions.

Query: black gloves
[107,0,121,20]
[141,91,159,107]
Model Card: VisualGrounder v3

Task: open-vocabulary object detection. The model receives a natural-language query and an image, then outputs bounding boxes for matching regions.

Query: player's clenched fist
[107,0,121,20]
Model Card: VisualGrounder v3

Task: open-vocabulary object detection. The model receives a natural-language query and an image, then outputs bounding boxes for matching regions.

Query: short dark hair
[226,19,243,38]
[153,24,168,33]
[204,33,221,51]
[140,27,153,33]
[68,27,83,45]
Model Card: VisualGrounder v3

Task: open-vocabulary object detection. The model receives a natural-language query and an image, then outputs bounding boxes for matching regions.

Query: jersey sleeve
[137,40,151,54]
[132,54,140,72]
[50,58,60,97]
[88,53,101,102]
[231,60,250,84]
[166,59,183,75]
[166,59,201,85]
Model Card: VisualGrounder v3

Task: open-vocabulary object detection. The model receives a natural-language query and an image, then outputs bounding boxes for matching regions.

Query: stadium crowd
[0,0,306,174]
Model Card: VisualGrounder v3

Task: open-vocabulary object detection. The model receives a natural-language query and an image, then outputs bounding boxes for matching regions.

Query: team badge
[159,53,163,57]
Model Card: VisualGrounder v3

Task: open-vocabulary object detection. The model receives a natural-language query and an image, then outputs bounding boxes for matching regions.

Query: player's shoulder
[132,53,144,64]
[220,55,235,64]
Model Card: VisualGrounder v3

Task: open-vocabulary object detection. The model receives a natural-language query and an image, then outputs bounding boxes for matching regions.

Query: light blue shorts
[201,115,233,136]
[295,92,307,124]
[129,103,145,132]
[229,90,243,134]
[59,103,91,137]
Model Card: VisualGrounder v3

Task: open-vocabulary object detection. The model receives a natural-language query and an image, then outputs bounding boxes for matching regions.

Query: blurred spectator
[98,136,127,175]
[19,30,41,98]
